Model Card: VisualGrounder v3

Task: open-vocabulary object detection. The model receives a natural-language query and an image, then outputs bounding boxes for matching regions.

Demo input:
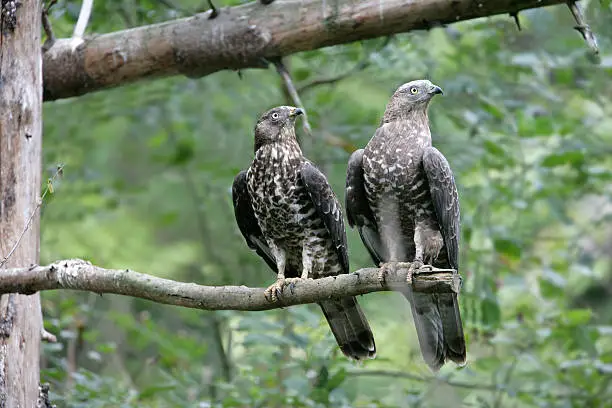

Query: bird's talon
[377,269,387,285]
[378,262,397,285]
[406,260,424,283]
[264,279,286,302]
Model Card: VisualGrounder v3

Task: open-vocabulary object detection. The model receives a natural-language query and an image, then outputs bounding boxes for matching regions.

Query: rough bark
[42,0,568,101]
[0,259,460,311]
[0,0,43,406]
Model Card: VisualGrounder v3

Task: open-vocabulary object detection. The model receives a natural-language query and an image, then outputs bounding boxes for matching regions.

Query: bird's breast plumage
[362,120,433,216]
[246,143,341,277]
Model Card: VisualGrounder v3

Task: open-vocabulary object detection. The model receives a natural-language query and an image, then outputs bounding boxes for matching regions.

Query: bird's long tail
[319,297,376,360]
[402,290,466,371]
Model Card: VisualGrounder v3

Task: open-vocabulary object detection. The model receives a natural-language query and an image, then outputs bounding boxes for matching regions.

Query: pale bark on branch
[42,0,568,101]
[0,259,460,311]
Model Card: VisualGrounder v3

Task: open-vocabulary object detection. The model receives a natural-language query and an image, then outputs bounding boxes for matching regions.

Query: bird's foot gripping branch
[0,259,460,310]
[377,262,461,294]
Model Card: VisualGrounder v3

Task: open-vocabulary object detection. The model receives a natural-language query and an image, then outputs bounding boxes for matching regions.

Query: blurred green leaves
[38,0,612,406]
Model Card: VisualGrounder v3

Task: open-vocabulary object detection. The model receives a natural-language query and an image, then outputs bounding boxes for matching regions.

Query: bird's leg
[300,245,314,280]
[285,246,314,294]
[378,206,411,284]
[408,222,427,282]
[264,243,287,302]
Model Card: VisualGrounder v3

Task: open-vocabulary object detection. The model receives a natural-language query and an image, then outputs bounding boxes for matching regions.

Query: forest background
[35,0,612,406]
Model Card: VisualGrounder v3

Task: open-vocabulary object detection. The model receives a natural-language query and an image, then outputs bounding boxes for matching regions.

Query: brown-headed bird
[232,106,376,360]
[345,80,466,371]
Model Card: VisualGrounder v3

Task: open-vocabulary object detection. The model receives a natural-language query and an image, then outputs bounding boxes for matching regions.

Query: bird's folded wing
[231,169,278,272]
[344,149,385,265]
[422,147,460,270]
[299,161,350,274]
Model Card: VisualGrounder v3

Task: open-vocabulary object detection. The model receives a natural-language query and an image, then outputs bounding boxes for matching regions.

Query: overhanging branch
[0,259,460,311]
[42,0,569,101]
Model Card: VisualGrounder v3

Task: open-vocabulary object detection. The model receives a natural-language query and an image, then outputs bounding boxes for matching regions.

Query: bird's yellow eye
[410,87,419,94]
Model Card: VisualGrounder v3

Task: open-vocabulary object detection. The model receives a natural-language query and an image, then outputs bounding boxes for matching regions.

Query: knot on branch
[51,258,91,288]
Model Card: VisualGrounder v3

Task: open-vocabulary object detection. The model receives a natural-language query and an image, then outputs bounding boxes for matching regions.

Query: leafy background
[39,0,612,406]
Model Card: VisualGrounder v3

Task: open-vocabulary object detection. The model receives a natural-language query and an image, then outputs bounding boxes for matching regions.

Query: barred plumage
[345,80,466,371]
[233,106,375,360]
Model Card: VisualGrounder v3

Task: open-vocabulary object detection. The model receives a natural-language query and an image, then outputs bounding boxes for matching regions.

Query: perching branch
[0,259,460,311]
[41,0,571,101]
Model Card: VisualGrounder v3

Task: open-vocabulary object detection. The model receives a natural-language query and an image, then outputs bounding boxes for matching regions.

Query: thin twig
[73,0,93,38]
[41,0,58,48]
[157,0,189,14]
[348,369,498,391]
[509,12,521,31]
[44,0,58,14]
[297,36,392,94]
[42,11,55,45]
[0,165,64,269]
[566,1,599,56]
[348,369,592,399]
[272,57,313,137]
[493,357,519,408]
[207,0,219,19]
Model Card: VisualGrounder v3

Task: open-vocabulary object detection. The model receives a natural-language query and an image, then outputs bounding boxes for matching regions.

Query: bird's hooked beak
[428,85,444,96]
[289,107,304,118]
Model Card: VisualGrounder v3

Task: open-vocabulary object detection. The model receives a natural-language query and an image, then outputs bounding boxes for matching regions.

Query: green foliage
[39,0,612,406]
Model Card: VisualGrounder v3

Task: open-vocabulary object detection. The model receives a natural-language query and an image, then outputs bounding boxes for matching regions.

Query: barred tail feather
[437,293,467,365]
[402,290,466,371]
[319,297,376,360]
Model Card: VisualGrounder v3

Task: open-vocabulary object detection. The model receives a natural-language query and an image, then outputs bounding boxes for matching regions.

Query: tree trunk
[0,0,43,406]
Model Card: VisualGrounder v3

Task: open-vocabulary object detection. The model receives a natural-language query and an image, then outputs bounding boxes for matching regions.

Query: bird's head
[383,79,443,122]
[254,106,303,151]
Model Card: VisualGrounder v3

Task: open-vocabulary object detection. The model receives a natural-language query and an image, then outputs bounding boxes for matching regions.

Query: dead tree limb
[42,0,570,101]
[0,259,460,311]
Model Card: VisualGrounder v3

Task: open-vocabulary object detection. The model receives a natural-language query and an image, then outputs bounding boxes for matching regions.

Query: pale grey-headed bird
[345,80,466,371]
